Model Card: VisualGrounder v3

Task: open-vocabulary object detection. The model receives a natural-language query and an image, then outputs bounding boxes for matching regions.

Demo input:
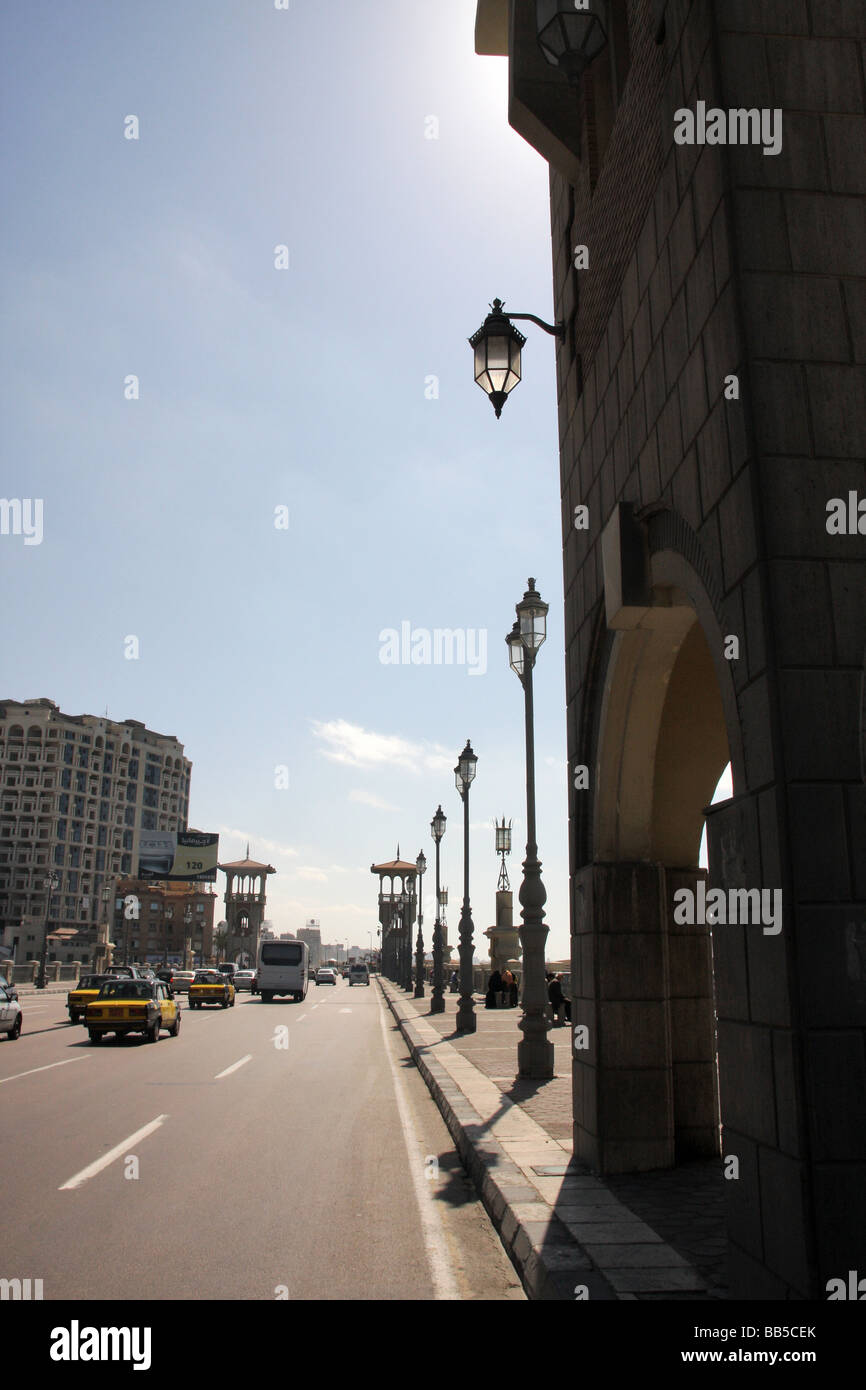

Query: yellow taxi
[85,977,181,1045]
[188,970,235,1010]
[67,973,113,1025]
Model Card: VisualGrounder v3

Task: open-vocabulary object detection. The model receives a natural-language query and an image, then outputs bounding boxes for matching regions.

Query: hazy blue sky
[1,0,578,956]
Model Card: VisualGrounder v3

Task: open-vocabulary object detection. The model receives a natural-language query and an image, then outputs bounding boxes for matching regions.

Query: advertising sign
[138,832,219,883]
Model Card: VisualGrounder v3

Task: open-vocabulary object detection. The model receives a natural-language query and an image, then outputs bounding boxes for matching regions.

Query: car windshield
[76,976,106,989]
[99,981,152,999]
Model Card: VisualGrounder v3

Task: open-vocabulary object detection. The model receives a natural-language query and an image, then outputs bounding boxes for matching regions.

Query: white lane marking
[59,1114,168,1191]
[0,1055,90,1087]
[214,1054,252,1079]
[296,1015,307,1023]
[377,996,460,1301]
[340,1008,352,1014]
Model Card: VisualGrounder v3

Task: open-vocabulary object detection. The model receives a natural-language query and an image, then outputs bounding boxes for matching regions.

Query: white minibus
[256,939,309,1002]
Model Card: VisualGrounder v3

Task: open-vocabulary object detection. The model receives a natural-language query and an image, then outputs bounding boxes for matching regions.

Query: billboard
[137,832,219,883]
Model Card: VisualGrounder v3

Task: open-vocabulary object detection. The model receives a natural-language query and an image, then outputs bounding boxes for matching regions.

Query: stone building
[0,698,191,965]
[475,0,864,1299]
[115,877,216,966]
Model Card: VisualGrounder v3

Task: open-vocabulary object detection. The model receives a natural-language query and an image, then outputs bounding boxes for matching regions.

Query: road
[1,978,524,1301]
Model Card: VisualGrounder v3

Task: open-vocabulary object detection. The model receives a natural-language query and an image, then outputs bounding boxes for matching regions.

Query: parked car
[233,970,256,993]
[315,967,337,985]
[85,978,180,1044]
[67,973,113,1024]
[188,970,235,1009]
[0,984,22,1040]
[348,963,370,987]
[171,970,196,994]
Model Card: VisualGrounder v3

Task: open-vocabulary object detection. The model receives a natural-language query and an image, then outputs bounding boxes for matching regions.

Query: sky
[0,0,582,959]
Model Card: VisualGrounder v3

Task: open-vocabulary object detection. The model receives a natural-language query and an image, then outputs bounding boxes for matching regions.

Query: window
[60,769,71,789]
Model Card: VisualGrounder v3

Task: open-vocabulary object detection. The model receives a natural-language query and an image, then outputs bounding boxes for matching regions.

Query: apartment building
[0,698,191,964]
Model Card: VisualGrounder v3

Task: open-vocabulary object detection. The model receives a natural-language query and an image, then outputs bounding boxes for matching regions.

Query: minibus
[256,939,309,1002]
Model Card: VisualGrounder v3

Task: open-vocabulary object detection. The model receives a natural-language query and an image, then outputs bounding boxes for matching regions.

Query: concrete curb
[378,977,616,1301]
[379,977,712,1302]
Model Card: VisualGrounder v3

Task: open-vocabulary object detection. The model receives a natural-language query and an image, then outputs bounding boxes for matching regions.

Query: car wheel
[230,996,235,1008]
[221,997,228,1009]
[147,1020,159,1043]
[170,1012,181,1037]
[89,1030,101,1045]
[10,1015,21,1040]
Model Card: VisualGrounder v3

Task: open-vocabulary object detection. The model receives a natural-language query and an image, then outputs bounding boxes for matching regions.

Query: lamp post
[430,806,446,1014]
[414,851,426,999]
[536,0,609,84]
[469,299,564,418]
[398,894,412,991]
[507,579,554,1078]
[36,871,60,989]
[184,903,193,967]
[454,740,478,1033]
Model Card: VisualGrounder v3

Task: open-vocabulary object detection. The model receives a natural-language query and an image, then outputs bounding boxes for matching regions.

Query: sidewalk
[379,977,726,1301]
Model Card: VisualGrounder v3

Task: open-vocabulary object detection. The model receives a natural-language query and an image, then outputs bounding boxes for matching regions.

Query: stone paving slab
[379,977,715,1302]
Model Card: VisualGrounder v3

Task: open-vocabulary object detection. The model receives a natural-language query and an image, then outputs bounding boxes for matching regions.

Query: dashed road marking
[59,1114,168,1190]
[215,1054,252,1079]
[0,1055,90,1086]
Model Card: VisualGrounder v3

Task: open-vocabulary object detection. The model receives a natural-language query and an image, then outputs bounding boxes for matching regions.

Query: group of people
[484,967,519,1009]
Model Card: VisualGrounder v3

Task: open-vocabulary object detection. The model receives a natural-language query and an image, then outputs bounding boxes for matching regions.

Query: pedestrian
[501,967,514,1008]
[548,972,566,1025]
[486,968,502,1009]
[449,968,459,993]
[508,971,519,1008]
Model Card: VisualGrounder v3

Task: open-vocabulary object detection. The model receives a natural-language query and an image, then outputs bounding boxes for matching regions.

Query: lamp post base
[455,1000,477,1033]
[517,1035,554,1079]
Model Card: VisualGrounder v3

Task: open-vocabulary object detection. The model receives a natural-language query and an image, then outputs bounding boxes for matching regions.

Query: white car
[233,970,256,992]
[315,968,337,985]
[0,984,22,1040]
[171,971,196,993]
[348,964,370,986]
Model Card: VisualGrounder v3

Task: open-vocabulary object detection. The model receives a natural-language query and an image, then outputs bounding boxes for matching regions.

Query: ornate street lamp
[414,851,427,999]
[35,867,59,989]
[495,817,512,891]
[430,806,447,1014]
[536,0,609,83]
[469,299,564,417]
[36,871,60,990]
[507,579,554,1078]
[399,890,413,992]
[454,740,478,1033]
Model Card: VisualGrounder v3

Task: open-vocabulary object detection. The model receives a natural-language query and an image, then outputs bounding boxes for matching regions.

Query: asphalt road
[1,979,524,1301]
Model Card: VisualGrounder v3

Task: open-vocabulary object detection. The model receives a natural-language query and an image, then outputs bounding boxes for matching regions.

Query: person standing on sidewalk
[485,968,502,1009]
[548,973,566,1026]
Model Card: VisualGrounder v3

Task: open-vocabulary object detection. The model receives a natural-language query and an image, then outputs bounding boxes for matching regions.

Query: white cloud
[217,827,299,859]
[295,866,328,883]
[349,788,399,811]
[311,719,452,774]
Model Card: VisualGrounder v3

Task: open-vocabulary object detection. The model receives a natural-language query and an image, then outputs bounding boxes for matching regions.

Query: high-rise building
[0,698,191,964]
[298,920,322,968]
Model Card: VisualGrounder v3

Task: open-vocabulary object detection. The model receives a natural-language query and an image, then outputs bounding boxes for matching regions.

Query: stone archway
[573,538,741,1174]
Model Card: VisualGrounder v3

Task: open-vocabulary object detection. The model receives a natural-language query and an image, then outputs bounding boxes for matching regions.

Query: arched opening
[577,580,738,1175]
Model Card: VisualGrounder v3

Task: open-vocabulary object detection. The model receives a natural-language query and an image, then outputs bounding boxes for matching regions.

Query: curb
[378,977,617,1301]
